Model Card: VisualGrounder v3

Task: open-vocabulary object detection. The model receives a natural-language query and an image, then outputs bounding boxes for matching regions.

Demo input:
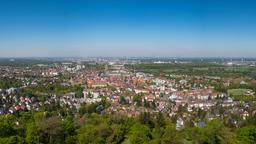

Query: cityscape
[0,57,255,143]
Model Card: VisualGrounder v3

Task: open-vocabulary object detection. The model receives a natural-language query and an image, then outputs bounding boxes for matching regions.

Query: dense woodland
[0,109,255,144]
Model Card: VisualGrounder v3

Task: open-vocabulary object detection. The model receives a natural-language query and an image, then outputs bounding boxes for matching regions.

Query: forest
[0,109,255,144]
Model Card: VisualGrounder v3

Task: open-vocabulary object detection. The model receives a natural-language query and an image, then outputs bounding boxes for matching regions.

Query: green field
[228,89,255,102]
[126,63,256,78]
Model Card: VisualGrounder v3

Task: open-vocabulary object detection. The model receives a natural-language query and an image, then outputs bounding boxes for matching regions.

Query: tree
[139,112,154,128]
[34,114,64,144]
[119,96,126,104]
[124,123,151,144]
[0,136,24,144]
[155,112,165,127]
[25,122,39,144]
[133,95,142,106]
[162,122,181,144]
[202,120,234,144]
[73,85,84,98]
[107,124,125,144]
[0,115,16,137]
[144,100,150,108]
[181,127,204,144]
[61,117,76,143]
[77,123,111,144]
[151,126,165,143]
[235,125,256,144]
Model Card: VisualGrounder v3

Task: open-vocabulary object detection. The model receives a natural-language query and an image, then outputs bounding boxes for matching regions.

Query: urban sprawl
[0,58,255,131]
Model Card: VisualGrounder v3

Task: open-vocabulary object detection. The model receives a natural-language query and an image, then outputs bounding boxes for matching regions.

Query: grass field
[228,89,255,102]
[228,89,251,96]
[126,63,256,78]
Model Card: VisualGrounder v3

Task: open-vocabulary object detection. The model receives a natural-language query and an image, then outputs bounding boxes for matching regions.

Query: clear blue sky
[0,0,256,57]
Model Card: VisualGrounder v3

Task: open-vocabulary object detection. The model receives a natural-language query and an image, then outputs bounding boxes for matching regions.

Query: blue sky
[0,0,256,57]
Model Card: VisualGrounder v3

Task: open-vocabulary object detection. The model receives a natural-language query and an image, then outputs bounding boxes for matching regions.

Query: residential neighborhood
[1,59,255,127]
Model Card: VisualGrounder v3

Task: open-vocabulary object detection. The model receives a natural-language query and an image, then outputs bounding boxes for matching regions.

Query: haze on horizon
[0,0,256,58]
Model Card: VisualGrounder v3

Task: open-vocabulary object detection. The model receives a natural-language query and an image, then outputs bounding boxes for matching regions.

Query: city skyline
[1,0,256,57]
